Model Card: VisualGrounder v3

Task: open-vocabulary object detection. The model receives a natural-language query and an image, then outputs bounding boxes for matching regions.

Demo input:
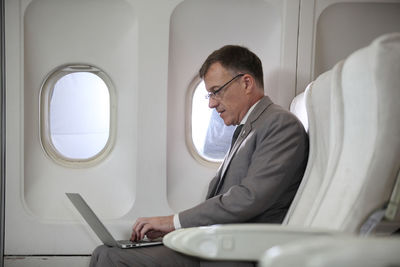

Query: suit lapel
[206,158,225,199]
[212,96,273,195]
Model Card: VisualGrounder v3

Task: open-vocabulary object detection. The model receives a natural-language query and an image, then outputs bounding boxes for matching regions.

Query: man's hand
[130,215,175,241]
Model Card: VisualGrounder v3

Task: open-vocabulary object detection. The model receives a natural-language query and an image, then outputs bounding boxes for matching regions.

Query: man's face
[204,62,247,126]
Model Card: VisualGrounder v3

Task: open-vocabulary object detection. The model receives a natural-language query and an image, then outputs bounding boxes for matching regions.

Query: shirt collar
[240,99,261,125]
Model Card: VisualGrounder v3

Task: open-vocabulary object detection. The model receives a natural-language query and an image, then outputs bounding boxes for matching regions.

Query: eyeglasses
[205,73,245,100]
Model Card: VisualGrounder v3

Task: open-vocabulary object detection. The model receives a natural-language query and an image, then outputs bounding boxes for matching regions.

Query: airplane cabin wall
[3,0,400,266]
[296,0,400,93]
[5,0,178,256]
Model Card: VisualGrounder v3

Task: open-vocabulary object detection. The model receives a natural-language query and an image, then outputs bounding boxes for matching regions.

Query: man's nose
[208,97,218,109]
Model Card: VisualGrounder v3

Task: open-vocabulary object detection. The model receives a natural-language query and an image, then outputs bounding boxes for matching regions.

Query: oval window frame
[39,64,117,167]
[186,75,232,166]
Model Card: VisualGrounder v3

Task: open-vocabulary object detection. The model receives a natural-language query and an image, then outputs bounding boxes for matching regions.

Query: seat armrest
[163,224,346,261]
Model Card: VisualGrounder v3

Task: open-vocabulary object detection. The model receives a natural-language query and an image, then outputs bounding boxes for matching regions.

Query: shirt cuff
[173,213,182,229]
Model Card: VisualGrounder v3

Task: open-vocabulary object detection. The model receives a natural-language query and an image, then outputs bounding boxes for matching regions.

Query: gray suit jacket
[179,96,309,227]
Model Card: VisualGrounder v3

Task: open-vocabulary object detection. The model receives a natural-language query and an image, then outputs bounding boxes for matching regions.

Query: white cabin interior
[1,0,399,266]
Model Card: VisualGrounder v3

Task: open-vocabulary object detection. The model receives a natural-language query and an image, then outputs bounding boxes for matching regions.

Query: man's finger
[134,220,147,240]
[131,218,147,241]
[139,223,153,240]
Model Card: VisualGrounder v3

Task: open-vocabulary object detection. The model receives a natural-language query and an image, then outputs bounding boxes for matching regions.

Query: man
[90,45,309,266]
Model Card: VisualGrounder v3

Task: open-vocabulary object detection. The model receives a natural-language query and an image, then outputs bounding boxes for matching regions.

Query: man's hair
[199,45,264,88]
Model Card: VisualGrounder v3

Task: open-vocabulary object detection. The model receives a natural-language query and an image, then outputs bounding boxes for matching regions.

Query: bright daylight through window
[191,80,235,161]
[49,72,110,159]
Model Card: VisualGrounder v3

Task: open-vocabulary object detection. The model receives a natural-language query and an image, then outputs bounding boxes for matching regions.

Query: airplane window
[40,65,115,166]
[191,80,235,161]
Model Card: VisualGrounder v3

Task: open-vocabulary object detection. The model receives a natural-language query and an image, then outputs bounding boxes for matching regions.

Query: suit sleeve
[178,111,308,228]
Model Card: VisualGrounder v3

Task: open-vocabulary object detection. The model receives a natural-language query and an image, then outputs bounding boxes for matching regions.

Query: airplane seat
[288,32,400,234]
[163,32,400,261]
[283,61,344,230]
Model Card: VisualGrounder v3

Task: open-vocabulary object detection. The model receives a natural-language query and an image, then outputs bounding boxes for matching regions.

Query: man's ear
[243,74,255,94]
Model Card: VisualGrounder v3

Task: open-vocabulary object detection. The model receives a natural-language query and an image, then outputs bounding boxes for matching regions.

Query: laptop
[66,193,163,248]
